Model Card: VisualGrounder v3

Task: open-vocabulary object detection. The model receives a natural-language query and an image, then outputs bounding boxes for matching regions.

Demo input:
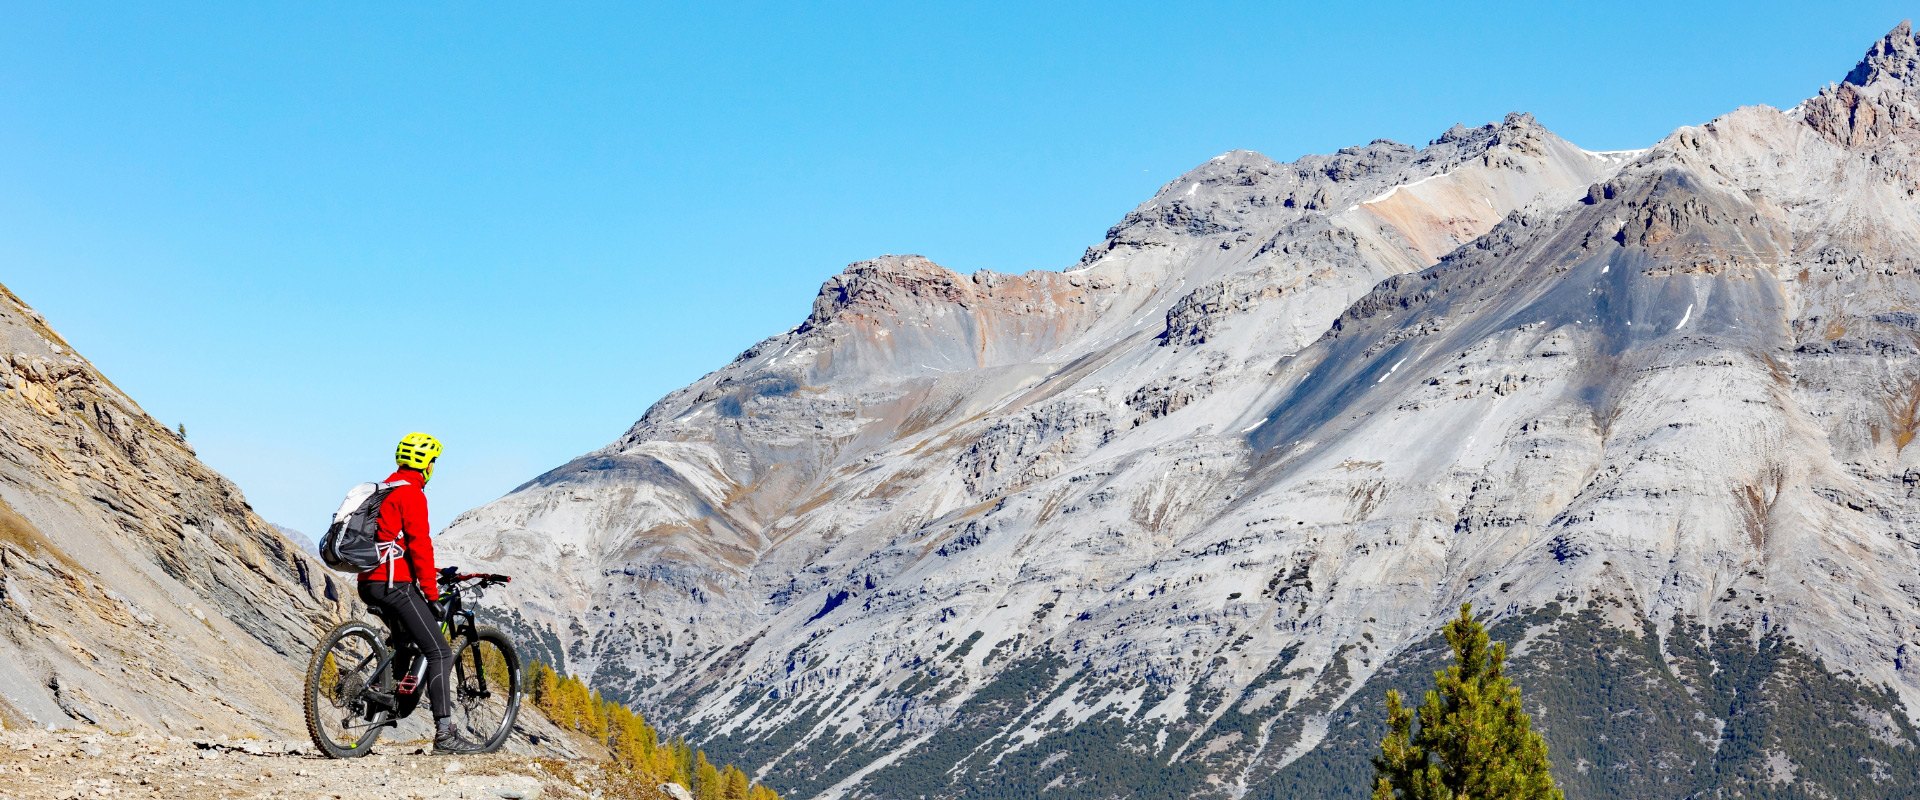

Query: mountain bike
[303,568,522,758]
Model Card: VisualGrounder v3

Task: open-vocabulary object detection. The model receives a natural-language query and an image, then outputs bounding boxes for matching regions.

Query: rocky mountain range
[442,23,1920,800]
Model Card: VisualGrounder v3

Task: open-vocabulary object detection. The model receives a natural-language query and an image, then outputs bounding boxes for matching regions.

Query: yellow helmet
[395,432,443,473]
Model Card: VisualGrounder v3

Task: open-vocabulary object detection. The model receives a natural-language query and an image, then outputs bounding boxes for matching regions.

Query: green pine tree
[1370,603,1564,800]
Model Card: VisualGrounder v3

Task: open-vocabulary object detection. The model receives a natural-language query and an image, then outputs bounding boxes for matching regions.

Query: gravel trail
[0,728,632,800]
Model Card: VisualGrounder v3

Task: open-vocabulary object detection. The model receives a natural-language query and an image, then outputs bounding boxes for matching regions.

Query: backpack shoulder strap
[368,480,414,540]
[367,479,416,585]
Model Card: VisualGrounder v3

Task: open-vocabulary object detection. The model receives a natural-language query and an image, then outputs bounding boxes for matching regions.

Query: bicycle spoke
[308,625,392,756]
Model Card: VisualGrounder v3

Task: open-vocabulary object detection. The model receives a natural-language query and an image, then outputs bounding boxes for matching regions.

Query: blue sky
[0,2,1908,535]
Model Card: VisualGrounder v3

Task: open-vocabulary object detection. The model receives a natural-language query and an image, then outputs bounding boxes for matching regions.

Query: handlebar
[438,566,512,587]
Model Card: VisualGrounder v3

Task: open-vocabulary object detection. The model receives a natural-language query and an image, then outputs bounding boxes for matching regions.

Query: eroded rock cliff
[0,284,345,736]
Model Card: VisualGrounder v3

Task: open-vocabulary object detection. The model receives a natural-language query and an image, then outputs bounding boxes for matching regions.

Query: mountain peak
[794,254,967,335]
[1502,110,1541,128]
[1800,21,1920,148]
[1843,20,1920,87]
[1429,112,1544,145]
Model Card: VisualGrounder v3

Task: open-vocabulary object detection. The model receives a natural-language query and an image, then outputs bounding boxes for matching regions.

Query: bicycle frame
[343,572,509,728]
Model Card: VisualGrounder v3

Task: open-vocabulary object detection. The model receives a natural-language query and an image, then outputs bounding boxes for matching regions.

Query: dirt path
[0,727,616,800]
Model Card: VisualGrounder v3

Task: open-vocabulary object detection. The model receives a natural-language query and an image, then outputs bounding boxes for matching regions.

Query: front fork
[446,612,487,695]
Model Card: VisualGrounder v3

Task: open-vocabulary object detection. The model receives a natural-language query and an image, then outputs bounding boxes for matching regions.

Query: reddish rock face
[1805,22,1920,152]
[796,255,1108,380]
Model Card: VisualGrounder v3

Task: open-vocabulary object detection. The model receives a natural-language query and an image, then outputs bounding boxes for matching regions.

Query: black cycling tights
[358,582,452,720]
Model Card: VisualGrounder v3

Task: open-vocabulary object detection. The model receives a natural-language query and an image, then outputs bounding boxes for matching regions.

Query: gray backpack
[317,480,407,573]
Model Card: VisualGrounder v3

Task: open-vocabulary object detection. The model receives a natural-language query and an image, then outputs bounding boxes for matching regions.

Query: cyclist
[356,432,482,755]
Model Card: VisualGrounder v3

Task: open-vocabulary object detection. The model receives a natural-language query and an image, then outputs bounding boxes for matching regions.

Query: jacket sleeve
[402,488,438,601]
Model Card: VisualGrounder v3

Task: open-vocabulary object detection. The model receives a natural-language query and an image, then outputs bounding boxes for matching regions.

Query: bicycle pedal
[396,674,420,695]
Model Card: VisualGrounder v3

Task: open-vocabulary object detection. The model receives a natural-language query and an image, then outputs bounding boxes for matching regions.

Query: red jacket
[358,468,438,601]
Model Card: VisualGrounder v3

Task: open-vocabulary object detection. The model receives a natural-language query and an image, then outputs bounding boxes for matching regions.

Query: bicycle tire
[304,620,392,758]
[448,625,522,753]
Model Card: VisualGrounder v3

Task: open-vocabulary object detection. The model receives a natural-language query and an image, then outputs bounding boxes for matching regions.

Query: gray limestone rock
[0,284,347,736]
[439,21,1920,800]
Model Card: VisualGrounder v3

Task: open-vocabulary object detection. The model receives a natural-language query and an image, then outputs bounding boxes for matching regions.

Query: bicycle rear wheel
[304,620,392,758]
[448,626,521,753]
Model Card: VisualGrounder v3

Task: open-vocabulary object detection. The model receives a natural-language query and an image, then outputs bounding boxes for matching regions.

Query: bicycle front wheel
[304,620,392,758]
[449,626,521,753]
